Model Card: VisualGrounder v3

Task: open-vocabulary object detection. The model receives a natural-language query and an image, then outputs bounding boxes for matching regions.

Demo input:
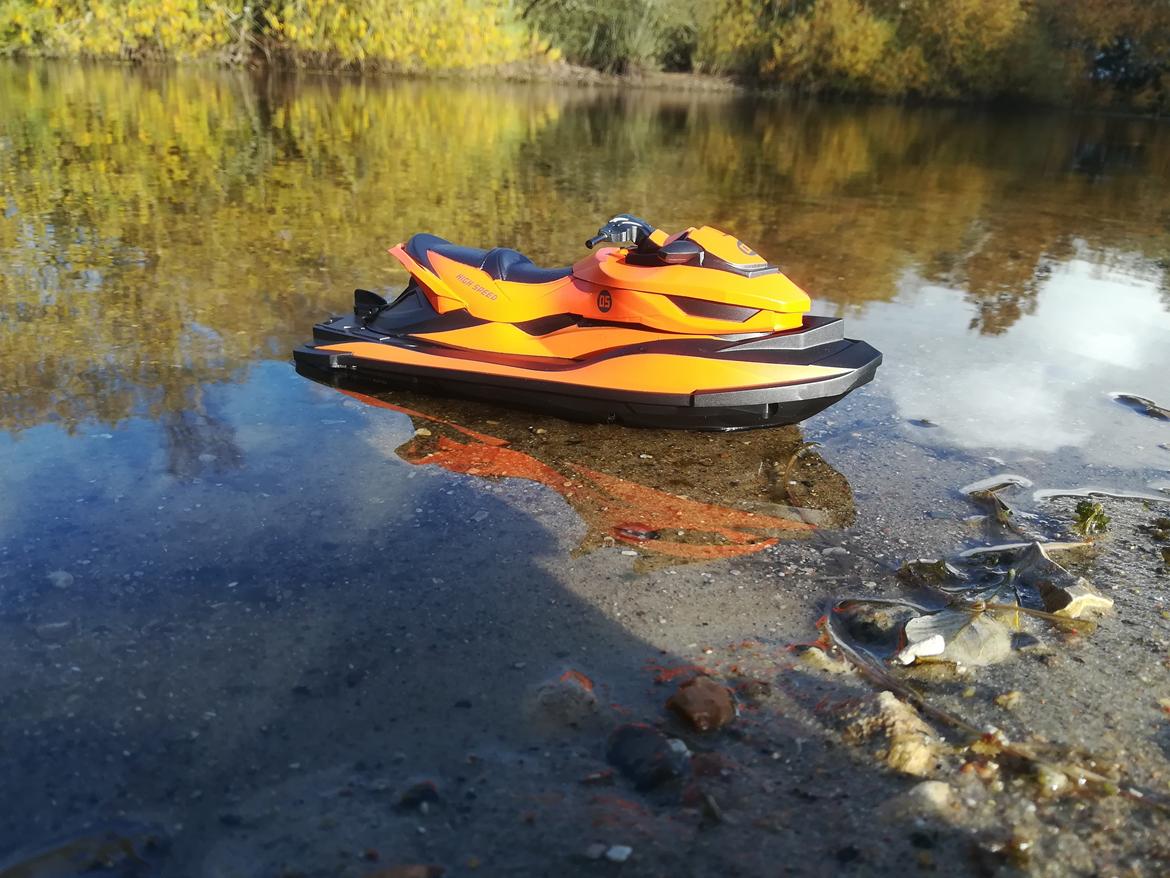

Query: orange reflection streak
[338,388,814,562]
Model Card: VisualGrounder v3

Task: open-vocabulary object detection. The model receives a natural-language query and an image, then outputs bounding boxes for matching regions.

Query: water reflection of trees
[1,63,1167,433]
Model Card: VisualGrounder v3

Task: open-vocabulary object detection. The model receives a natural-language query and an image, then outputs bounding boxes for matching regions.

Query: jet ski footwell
[293,314,881,431]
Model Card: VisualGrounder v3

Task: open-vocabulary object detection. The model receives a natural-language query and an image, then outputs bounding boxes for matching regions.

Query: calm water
[2,62,1170,870]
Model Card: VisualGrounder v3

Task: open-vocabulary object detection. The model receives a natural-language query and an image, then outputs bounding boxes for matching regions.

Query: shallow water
[2,62,1170,872]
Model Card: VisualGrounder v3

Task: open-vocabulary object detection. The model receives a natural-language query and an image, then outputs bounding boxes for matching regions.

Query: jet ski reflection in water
[296,370,855,565]
[295,215,881,431]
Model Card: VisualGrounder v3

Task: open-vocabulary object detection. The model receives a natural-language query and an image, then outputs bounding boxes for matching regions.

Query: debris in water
[1013,543,1114,619]
[896,605,1013,667]
[666,675,735,731]
[1109,391,1170,420]
[1071,500,1110,538]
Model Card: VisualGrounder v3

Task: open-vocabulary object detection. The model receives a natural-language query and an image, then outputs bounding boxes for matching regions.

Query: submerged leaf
[896,606,1013,667]
[1109,392,1170,421]
[1012,542,1114,619]
[961,474,1034,494]
[968,487,1016,527]
[958,541,1093,563]
[896,558,965,587]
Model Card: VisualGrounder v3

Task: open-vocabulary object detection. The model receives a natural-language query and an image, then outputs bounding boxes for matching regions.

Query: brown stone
[667,676,735,732]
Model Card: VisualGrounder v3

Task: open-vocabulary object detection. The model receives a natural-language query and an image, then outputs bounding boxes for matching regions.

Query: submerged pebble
[606,845,633,863]
[46,570,74,589]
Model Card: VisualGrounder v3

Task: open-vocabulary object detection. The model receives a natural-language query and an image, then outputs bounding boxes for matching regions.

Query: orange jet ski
[293,215,881,430]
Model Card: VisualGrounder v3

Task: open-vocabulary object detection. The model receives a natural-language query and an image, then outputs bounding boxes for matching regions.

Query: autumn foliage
[0,0,1167,107]
[700,0,1170,109]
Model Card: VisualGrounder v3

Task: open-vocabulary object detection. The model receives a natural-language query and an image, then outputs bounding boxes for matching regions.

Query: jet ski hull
[293,315,881,431]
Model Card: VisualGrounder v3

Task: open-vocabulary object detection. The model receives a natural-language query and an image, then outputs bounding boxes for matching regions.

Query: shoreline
[8,55,1168,117]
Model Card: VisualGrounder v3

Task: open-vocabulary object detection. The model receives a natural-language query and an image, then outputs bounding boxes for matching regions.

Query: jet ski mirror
[585,214,654,249]
[656,239,703,265]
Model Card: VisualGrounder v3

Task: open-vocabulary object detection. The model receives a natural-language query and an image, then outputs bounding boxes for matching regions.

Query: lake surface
[2,62,1170,873]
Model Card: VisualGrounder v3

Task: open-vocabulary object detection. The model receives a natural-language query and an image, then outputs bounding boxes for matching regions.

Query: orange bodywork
[388,224,811,336]
[316,340,848,396]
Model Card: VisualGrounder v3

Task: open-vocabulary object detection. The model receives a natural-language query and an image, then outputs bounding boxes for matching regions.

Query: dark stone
[910,831,935,850]
[605,724,689,791]
[397,780,441,810]
[836,845,861,864]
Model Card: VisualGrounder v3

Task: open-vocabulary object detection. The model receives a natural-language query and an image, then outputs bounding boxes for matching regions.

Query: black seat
[405,233,571,285]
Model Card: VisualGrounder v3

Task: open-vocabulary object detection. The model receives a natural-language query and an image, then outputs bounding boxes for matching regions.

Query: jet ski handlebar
[585,214,655,249]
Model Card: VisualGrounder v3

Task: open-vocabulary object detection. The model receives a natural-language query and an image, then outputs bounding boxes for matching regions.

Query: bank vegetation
[1,0,1167,110]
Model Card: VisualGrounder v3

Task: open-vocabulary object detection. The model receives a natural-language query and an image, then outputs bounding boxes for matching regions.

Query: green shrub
[521,0,699,73]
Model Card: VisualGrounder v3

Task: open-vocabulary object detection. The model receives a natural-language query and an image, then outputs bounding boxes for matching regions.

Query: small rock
[368,867,444,878]
[1034,763,1070,797]
[529,669,599,727]
[414,428,432,437]
[33,620,74,642]
[397,780,440,811]
[911,781,954,811]
[47,570,74,589]
[844,691,944,777]
[580,769,615,786]
[994,690,1022,710]
[606,724,689,791]
[883,780,961,823]
[605,845,633,863]
[666,676,735,732]
[798,646,852,675]
[584,843,607,860]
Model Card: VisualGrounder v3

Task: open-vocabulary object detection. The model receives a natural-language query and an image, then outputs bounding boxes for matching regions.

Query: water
[2,62,1170,872]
